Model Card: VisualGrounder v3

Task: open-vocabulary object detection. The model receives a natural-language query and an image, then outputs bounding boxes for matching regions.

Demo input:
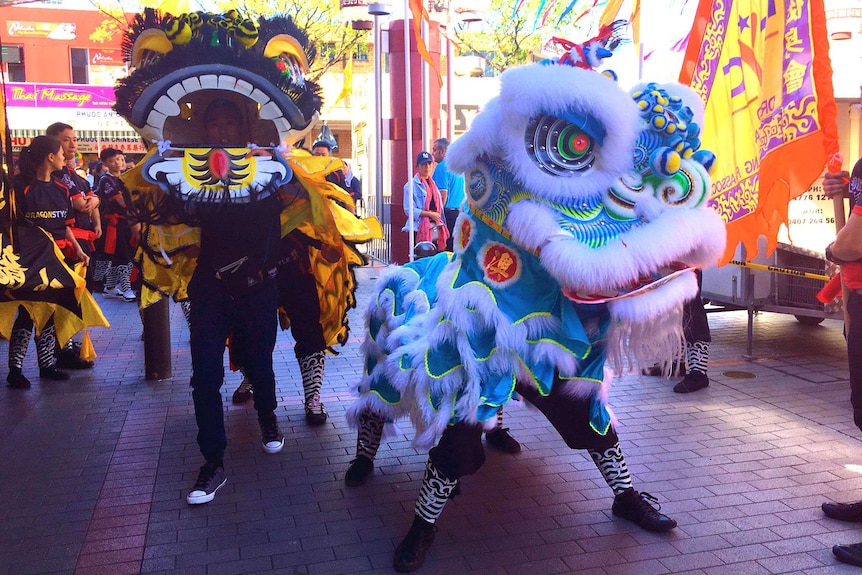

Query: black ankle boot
[7,367,30,389]
[834,542,862,566]
[485,427,521,454]
[612,488,677,532]
[345,455,374,486]
[673,371,709,393]
[823,500,862,522]
[393,515,437,572]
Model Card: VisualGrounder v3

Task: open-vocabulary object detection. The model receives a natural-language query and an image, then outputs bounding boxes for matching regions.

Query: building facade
[3,4,146,158]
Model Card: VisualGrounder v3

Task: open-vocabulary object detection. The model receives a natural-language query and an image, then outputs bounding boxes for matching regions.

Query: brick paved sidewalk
[1,263,862,574]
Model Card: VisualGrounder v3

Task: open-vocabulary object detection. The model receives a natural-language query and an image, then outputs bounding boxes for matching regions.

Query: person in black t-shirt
[46,122,101,370]
[183,98,286,505]
[46,123,101,278]
[312,140,348,188]
[7,136,93,388]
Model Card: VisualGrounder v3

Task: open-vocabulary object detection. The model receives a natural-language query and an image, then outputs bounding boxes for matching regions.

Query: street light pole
[403,0,415,260]
[369,3,390,239]
[422,17,431,152]
[446,8,454,140]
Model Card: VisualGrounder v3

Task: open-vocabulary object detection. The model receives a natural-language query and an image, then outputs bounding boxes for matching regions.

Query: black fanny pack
[213,255,276,294]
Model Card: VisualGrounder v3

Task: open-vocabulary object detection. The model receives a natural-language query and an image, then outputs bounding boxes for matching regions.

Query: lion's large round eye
[525,115,596,176]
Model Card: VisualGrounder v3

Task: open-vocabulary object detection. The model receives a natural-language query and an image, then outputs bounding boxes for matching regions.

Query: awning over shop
[9,128,147,155]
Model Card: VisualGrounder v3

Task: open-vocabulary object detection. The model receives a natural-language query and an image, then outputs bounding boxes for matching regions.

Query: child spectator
[94,148,138,302]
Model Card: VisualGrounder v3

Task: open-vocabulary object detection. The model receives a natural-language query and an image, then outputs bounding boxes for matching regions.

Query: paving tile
[756,551,827,573]
[1,267,859,574]
[712,542,777,563]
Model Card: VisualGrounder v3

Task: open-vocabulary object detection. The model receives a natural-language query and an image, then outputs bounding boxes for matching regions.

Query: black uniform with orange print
[20,178,74,242]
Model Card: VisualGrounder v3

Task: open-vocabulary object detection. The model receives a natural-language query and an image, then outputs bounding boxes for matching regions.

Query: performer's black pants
[227,236,325,371]
[846,290,862,432]
[683,269,711,343]
[443,208,459,252]
[430,378,619,480]
[188,269,278,465]
[277,238,326,359]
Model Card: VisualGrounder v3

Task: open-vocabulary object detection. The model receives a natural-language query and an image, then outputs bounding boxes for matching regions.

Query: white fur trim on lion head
[448,63,641,203]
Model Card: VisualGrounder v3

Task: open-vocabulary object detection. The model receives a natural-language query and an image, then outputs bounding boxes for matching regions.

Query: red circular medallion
[483,243,519,284]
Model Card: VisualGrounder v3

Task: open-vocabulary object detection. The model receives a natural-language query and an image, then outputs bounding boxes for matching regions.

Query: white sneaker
[113,286,125,298]
[103,286,118,297]
[259,413,285,454]
[122,288,137,302]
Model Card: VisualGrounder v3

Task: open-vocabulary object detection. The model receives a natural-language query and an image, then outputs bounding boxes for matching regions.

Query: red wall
[388,19,442,264]
[2,7,128,83]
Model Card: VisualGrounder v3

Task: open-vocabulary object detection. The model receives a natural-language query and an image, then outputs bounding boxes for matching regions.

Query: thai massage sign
[5,83,115,108]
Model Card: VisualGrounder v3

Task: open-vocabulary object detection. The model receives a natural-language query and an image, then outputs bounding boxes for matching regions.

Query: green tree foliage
[87,1,135,44]
[212,0,368,81]
[451,0,605,74]
[87,0,367,81]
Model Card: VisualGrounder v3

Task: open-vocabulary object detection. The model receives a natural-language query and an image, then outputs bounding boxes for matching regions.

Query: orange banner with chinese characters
[680,0,839,264]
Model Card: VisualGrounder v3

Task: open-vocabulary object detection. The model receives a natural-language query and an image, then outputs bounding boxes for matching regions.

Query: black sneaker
[231,378,253,404]
[393,516,438,572]
[39,366,70,380]
[187,462,226,505]
[345,456,374,486]
[834,542,862,566]
[6,370,31,389]
[304,392,328,426]
[612,489,677,532]
[673,371,709,393]
[823,500,862,522]
[259,412,284,454]
[486,427,521,454]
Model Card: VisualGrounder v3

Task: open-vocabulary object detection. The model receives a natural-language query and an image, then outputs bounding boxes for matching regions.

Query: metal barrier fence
[358,191,392,265]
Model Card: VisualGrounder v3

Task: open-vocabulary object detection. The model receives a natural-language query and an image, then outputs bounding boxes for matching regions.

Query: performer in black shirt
[8,136,90,388]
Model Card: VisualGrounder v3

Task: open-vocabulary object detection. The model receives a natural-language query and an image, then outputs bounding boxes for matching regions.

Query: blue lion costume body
[345,31,727,572]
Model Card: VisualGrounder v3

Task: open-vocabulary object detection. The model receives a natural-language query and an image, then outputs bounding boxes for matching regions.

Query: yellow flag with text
[680,0,838,263]
[332,57,353,108]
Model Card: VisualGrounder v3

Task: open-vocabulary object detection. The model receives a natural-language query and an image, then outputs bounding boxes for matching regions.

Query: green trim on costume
[374,286,399,319]
[515,356,552,397]
[556,375,603,384]
[525,336,592,360]
[513,310,553,324]
[424,344,463,379]
[589,418,612,436]
[399,354,413,372]
[368,387,402,405]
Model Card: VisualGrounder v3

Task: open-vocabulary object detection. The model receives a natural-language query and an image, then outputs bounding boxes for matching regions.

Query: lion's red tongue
[562,262,693,304]
[209,149,230,179]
